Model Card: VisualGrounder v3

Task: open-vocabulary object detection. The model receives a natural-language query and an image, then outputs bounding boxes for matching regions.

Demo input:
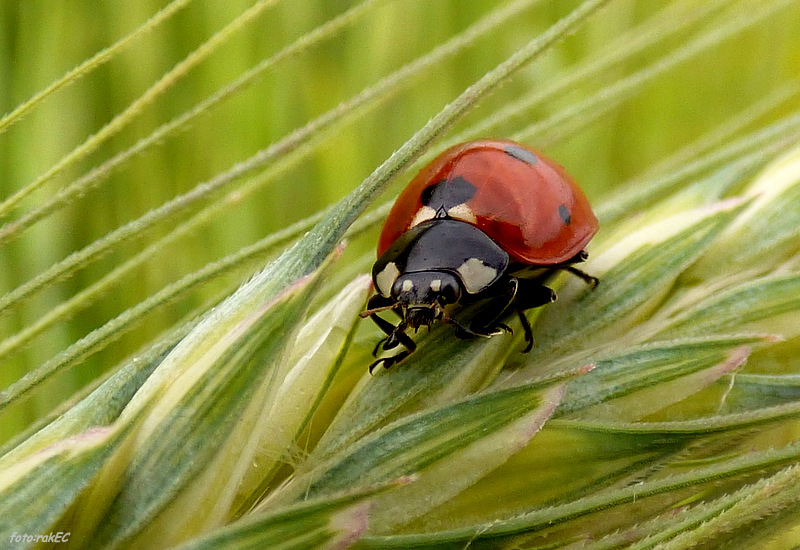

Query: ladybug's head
[392,271,462,329]
[393,271,461,307]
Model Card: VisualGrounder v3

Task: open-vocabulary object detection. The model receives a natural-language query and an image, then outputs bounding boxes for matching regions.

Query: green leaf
[0,425,128,547]
[728,373,800,410]
[558,336,765,419]
[266,383,564,534]
[0,325,187,468]
[232,275,372,518]
[314,325,516,461]
[656,271,800,340]
[175,488,385,550]
[355,437,800,549]
[85,261,332,548]
[690,145,800,280]
[648,463,800,550]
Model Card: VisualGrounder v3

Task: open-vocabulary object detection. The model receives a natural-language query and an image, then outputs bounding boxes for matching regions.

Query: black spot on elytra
[421,176,477,216]
[504,144,538,165]
[558,204,571,225]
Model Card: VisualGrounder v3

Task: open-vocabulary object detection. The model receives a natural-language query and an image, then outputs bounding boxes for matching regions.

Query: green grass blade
[266,384,564,533]
[0,424,129,547]
[231,276,371,520]
[558,336,767,419]
[656,272,800,340]
[0,0,387,248]
[356,440,800,548]
[176,488,388,550]
[0,0,194,139]
[0,0,278,218]
[84,260,331,548]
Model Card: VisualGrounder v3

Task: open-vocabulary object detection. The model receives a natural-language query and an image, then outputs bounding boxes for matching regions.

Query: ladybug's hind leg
[564,266,599,288]
[562,250,599,288]
[506,251,597,351]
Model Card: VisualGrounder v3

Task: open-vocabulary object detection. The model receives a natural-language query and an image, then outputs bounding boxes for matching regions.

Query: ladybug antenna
[359,302,399,318]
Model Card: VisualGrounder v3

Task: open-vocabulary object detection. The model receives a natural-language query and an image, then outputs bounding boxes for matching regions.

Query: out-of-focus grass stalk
[0,0,280,218]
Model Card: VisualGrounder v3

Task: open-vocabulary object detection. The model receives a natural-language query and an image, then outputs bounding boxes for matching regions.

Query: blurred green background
[1,0,799,441]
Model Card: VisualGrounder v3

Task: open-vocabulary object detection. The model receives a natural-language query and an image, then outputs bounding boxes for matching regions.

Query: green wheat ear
[2,0,800,549]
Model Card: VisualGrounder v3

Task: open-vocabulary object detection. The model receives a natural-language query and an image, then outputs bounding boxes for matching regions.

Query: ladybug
[362,139,599,372]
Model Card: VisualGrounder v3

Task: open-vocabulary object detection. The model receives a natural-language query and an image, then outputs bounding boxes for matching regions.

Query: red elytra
[377,139,598,265]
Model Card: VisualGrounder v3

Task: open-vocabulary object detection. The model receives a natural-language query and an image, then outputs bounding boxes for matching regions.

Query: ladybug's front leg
[364,294,400,339]
[368,317,417,373]
[369,310,415,355]
[365,294,418,372]
[369,345,415,374]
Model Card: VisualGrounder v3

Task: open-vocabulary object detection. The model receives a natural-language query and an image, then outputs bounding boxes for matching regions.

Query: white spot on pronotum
[430,279,442,292]
[410,206,437,227]
[457,258,498,293]
[402,279,414,292]
[447,203,477,224]
[376,262,400,297]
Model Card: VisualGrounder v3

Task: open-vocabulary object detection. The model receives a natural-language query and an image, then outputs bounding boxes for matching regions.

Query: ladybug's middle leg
[509,278,558,352]
[507,254,598,351]
[466,278,556,345]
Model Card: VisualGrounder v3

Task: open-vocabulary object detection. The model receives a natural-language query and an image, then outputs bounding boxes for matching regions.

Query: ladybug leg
[515,308,534,352]
[563,250,599,288]
[512,278,558,308]
[369,314,399,355]
[565,266,599,288]
[369,323,417,373]
[364,294,407,346]
[364,294,419,372]
[369,310,416,354]
[369,347,413,374]
[364,294,403,333]
[466,278,536,339]
[368,325,417,373]
[469,277,557,351]
[442,315,506,340]
[511,278,558,352]
[364,295,398,353]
